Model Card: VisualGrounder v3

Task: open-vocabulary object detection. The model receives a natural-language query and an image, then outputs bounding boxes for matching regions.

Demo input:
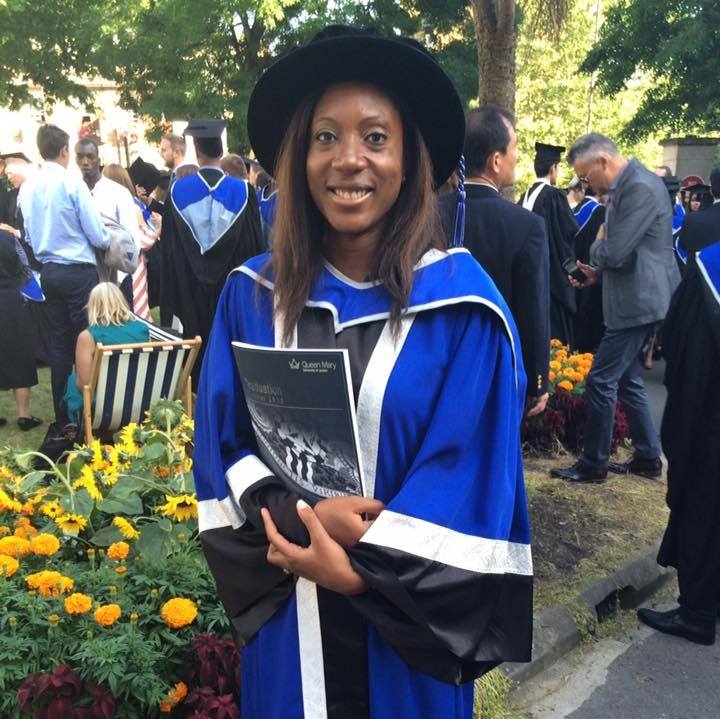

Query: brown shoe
[608,456,662,479]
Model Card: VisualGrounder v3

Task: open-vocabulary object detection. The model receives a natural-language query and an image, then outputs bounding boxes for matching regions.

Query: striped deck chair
[81,320,201,444]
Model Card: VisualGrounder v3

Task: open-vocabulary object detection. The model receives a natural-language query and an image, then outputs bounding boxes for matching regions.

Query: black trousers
[40,263,98,425]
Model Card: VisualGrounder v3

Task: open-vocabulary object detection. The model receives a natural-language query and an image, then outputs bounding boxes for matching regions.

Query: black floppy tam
[247,25,465,187]
[128,157,162,193]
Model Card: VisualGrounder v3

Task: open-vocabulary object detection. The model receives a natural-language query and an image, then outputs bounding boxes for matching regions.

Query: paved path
[513,597,720,719]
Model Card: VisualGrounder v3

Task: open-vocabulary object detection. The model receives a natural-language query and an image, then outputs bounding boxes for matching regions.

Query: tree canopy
[581,0,720,141]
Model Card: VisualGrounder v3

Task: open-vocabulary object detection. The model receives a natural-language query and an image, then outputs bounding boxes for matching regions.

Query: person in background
[103,163,160,321]
[0,229,42,431]
[654,165,672,178]
[61,282,150,425]
[569,176,606,352]
[76,137,142,297]
[552,133,679,484]
[158,119,264,375]
[159,133,187,188]
[566,175,585,209]
[21,124,108,438]
[638,237,720,646]
[519,142,579,346]
[439,106,550,417]
[677,167,720,261]
[220,153,248,179]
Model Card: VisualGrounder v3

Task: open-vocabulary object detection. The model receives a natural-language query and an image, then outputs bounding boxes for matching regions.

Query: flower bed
[522,341,629,454]
[0,400,239,719]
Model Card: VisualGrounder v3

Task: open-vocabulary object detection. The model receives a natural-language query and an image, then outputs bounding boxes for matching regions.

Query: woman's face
[306,82,404,242]
[690,195,701,212]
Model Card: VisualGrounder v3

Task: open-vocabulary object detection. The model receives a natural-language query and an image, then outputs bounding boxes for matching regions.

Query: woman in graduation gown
[194,26,533,719]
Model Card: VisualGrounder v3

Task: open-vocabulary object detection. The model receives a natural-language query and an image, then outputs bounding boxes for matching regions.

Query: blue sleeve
[348,307,532,684]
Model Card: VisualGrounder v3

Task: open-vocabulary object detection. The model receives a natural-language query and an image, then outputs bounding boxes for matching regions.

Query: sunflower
[0,489,22,513]
[72,465,103,501]
[113,517,140,540]
[56,514,88,536]
[156,495,198,522]
[117,423,140,455]
[40,500,63,519]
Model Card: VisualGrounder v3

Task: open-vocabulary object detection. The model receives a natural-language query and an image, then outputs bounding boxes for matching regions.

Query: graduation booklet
[232,342,365,499]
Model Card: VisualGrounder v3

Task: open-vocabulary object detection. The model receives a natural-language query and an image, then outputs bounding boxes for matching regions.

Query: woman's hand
[261,501,367,595]
[313,496,384,547]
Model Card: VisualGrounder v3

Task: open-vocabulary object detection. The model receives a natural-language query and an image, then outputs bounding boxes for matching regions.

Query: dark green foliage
[582,0,720,140]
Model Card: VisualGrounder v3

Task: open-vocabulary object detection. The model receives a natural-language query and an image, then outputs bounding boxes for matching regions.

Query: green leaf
[140,443,166,462]
[89,525,124,546]
[157,518,173,533]
[19,472,46,494]
[98,495,144,515]
[60,488,95,516]
[136,523,170,565]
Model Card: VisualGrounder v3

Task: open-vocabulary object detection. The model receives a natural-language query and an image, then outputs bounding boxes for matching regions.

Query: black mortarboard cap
[662,174,681,194]
[682,183,711,194]
[534,142,566,164]
[128,157,162,193]
[184,119,226,158]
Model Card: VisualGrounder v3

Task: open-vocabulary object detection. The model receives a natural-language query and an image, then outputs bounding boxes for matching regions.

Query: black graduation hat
[247,25,464,186]
[184,119,226,158]
[662,174,681,195]
[682,182,711,195]
[534,142,565,164]
[128,157,163,193]
[0,151,31,163]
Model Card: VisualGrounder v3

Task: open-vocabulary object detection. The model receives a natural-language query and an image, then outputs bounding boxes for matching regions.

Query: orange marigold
[160,681,188,712]
[0,526,9,537]
[30,533,61,556]
[557,380,574,392]
[64,593,93,615]
[26,570,74,597]
[94,604,122,627]
[107,541,130,562]
[13,525,37,540]
[0,555,19,578]
[0,536,31,558]
[161,598,197,629]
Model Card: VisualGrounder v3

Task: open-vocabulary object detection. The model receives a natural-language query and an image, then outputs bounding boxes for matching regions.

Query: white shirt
[90,175,143,280]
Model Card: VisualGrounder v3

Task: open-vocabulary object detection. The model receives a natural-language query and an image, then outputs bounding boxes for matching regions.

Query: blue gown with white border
[194,247,533,719]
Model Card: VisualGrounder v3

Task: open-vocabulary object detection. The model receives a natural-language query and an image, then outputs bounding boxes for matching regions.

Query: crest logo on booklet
[288,359,300,370]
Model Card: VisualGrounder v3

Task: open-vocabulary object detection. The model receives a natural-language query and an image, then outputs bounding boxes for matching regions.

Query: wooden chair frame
[82,336,201,445]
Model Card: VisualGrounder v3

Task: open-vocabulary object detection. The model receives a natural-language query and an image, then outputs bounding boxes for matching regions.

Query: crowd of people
[1,22,719,719]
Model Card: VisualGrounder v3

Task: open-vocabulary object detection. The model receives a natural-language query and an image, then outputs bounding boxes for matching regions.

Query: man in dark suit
[553,133,680,483]
[678,165,720,259]
[440,106,551,417]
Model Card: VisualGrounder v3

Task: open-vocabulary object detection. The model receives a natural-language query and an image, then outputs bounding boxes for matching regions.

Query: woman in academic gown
[194,26,533,719]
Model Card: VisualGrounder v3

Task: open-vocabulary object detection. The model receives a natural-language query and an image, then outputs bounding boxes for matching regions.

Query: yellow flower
[107,541,130,561]
[161,598,197,629]
[48,614,60,625]
[548,370,556,382]
[113,517,140,540]
[0,526,9,537]
[156,495,198,522]
[130,612,138,623]
[557,380,574,392]
[72,465,103,501]
[117,423,140,454]
[550,338,562,348]
[0,489,22,513]
[26,571,74,597]
[64,593,93,615]
[0,555,19,577]
[30,533,61,556]
[0,536,31,557]
[549,360,562,371]
[40,500,63,519]
[115,565,127,575]
[56,514,88,536]
[94,603,122,627]
[91,439,105,469]
[13,525,37,540]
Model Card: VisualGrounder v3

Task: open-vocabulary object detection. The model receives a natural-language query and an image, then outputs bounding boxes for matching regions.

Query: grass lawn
[0,367,54,451]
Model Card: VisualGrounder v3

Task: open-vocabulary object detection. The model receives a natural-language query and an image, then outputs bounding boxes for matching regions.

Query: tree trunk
[470,0,517,116]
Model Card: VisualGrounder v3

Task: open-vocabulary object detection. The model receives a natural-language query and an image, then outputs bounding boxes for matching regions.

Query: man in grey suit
[552,133,681,483]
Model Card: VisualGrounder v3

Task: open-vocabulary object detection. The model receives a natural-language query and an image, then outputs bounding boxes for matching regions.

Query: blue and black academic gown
[520,181,578,346]
[194,247,533,719]
[672,202,688,269]
[257,186,278,249]
[158,167,264,376]
[657,240,720,620]
[572,197,605,352]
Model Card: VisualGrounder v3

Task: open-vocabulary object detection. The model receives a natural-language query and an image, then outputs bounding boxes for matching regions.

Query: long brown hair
[270,87,445,345]
[103,163,136,196]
